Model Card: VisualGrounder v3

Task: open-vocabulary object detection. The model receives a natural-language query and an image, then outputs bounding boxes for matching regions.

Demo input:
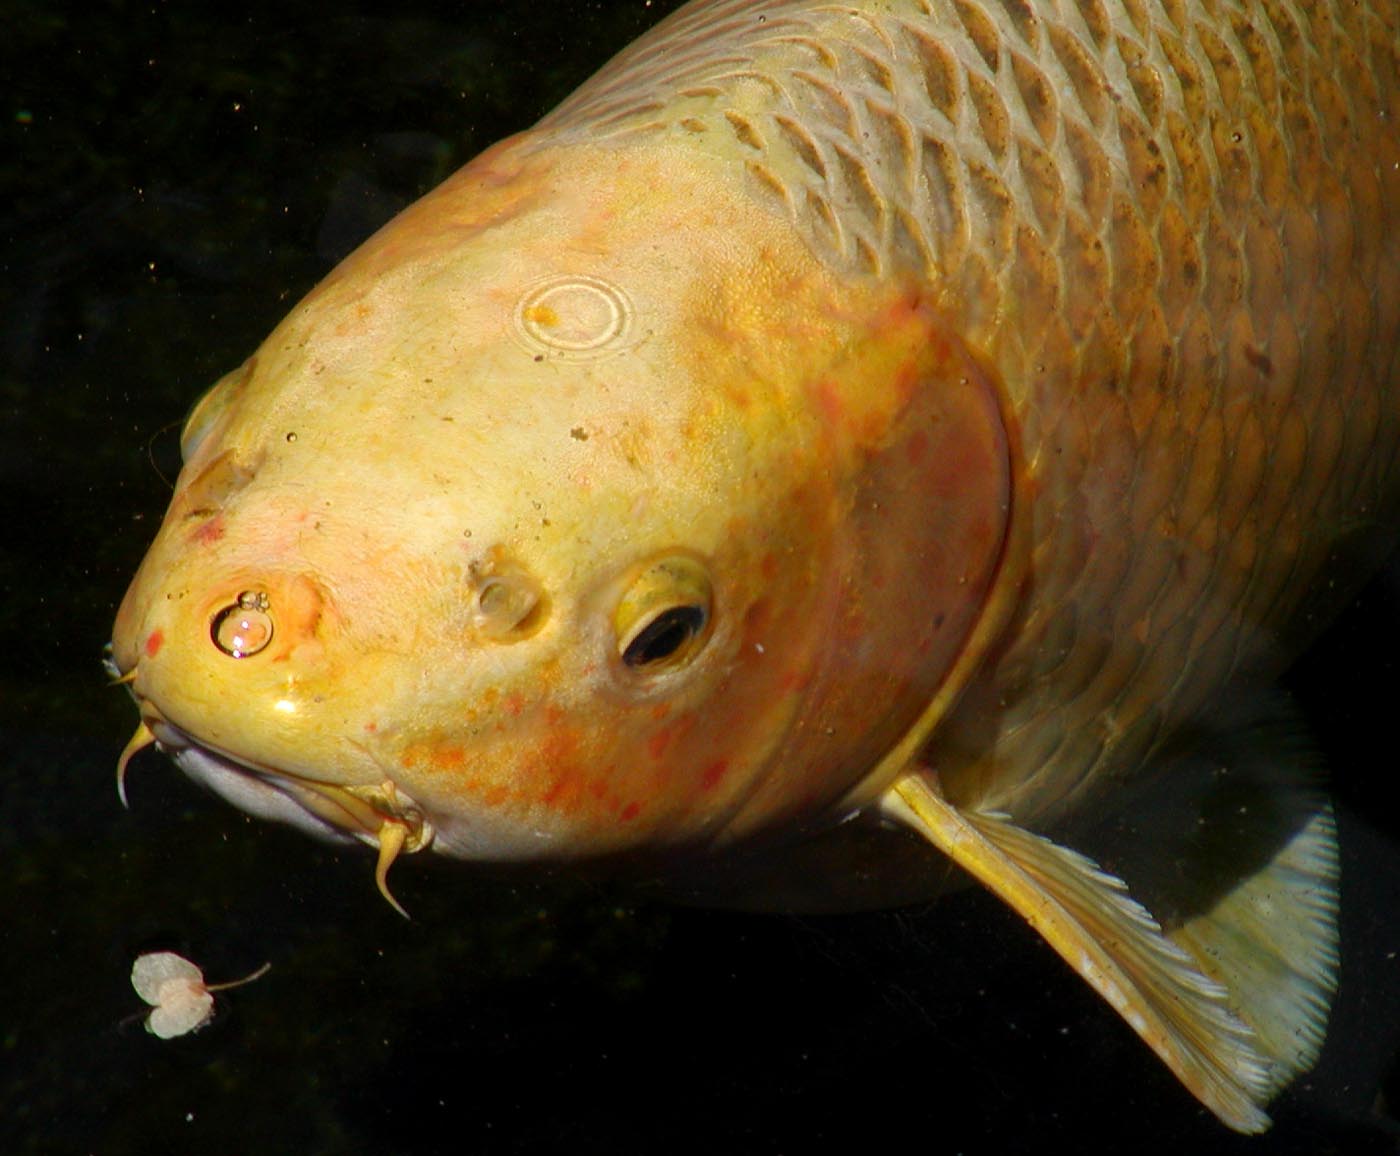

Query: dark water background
[3,2,1399,1152]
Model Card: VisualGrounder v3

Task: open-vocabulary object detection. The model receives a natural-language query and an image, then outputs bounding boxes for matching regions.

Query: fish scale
[540,0,1400,819]
[111,0,1399,1129]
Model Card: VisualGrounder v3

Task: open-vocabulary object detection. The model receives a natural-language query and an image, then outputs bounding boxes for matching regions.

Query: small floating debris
[130,951,270,1039]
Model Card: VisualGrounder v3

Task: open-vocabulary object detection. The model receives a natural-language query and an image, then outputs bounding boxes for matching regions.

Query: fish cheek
[738,313,1014,821]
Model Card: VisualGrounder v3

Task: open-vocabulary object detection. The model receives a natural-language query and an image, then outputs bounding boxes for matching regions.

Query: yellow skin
[112,0,1399,1130]
[112,132,1009,864]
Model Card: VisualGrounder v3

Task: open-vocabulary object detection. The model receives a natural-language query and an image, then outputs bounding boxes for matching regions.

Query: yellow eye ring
[613,555,713,672]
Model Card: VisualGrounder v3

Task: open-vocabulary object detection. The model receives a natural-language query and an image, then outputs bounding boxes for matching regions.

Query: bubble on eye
[211,591,274,657]
[130,951,270,1039]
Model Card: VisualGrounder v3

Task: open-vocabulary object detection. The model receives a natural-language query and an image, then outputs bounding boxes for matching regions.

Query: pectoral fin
[882,772,1274,1133]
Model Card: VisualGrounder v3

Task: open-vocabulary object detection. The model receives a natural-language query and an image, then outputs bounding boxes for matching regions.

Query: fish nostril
[473,573,545,640]
[211,590,275,658]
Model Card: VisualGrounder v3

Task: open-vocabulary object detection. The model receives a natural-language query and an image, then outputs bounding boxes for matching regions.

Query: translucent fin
[883,773,1274,1133]
[1070,691,1341,1106]
[1169,807,1339,1099]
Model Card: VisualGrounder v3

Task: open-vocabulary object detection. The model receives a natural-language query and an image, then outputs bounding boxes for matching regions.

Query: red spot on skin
[144,630,163,658]
[650,702,672,721]
[364,722,377,733]
[760,553,778,582]
[190,516,225,545]
[647,725,675,762]
[620,802,641,821]
[816,378,844,426]
[699,760,729,791]
[529,727,586,814]
[646,713,696,762]
[503,692,525,717]
[544,705,565,726]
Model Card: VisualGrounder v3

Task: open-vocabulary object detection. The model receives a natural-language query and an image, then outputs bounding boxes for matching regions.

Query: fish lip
[135,705,432,853]
[152,718,360,846]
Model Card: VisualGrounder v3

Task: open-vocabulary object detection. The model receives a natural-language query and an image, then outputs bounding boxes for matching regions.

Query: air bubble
[211,590,274,657]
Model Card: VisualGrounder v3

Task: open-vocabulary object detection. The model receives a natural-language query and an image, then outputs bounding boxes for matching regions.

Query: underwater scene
[4,1,1400,1152]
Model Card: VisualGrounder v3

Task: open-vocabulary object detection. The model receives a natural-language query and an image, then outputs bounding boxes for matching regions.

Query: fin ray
[883,773,1273,1133]
[1169,806,1339,1097]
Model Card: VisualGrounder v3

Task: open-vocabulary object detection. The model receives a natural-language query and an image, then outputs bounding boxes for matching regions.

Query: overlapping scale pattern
[543,0,1399,819]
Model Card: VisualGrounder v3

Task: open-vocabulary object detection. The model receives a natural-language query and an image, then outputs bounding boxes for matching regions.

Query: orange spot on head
[144,630,164,658]
[427,745,466,771]
[620,801,641,821]
[503,692,525,717]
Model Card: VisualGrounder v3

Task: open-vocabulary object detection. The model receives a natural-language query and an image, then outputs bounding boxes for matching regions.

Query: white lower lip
[157,730,360,846]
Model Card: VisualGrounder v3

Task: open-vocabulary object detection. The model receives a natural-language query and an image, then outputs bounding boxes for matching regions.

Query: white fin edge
[1169,806,1339,1099]
[882,773,1274,1133]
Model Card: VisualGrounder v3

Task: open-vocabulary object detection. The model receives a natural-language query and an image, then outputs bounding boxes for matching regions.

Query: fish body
[111,0,1399,1131]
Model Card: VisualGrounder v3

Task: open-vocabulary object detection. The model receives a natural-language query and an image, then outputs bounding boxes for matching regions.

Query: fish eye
[614,555,713,673]
[622,605,707,668]
[180,362,252,462]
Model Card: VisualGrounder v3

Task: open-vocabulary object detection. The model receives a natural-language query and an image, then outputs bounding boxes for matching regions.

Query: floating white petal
[130,951,270,1039]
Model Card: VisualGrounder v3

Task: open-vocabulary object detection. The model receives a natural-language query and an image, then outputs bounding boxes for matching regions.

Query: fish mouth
[110,655,433,916]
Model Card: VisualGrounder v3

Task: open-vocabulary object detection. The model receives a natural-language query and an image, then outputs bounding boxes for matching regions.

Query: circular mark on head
[512,275,632,359]
[211,590,274,658]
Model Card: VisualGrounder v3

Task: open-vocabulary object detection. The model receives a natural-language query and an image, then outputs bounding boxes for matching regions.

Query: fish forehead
[177,139,849,554]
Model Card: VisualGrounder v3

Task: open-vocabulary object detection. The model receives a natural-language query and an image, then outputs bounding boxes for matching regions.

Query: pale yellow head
[111,129,1010,886]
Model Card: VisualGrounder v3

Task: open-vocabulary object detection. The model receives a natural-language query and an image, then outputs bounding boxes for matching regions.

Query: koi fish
[109,0,1400,1131]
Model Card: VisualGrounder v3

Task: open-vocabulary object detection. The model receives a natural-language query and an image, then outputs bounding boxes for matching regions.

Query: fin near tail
[882,770,1339,1132]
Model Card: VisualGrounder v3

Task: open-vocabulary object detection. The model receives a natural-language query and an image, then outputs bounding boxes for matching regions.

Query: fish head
[111,133,1011,875]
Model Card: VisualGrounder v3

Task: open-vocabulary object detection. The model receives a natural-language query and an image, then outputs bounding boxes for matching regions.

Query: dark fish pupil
[623,605,706,668]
